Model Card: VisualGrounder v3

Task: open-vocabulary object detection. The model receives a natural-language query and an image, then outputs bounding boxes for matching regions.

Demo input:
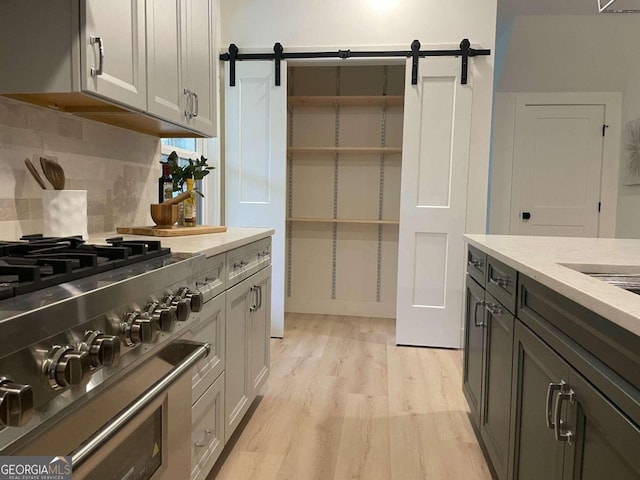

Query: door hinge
[598,202,602,212]
[602,124,609,137]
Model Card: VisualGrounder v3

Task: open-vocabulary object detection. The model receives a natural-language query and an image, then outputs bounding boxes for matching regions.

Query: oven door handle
[70,341,211,470]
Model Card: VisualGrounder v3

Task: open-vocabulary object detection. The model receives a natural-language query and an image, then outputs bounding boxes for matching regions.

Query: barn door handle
[522,212,531,220]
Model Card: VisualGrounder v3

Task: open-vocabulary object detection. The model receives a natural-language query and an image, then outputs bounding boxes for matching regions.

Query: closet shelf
[288,95,404,107]
[287,217,400,225]
[288,147,402,154]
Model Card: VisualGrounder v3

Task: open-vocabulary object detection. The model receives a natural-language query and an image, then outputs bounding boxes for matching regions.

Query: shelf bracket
[274,43,284,87]
[410,39,421,85]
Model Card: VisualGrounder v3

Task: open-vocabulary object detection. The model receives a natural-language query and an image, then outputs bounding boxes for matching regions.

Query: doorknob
[522,212,531,220]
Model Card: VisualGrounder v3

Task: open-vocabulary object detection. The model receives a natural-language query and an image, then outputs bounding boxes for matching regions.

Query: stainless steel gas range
[0,235,211,479]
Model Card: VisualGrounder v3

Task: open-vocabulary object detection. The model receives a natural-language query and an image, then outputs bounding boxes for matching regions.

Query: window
[160,138,214,225]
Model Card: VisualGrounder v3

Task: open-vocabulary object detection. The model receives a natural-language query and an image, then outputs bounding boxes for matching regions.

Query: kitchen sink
[586,273,640,294]
[561,263,640,295]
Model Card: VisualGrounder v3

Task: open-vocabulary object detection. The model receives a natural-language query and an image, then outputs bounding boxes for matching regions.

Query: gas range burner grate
[0,235,171,299]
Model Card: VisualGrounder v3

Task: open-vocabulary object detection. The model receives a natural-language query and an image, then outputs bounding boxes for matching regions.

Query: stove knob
[146,302,177,332]
[163,295,191,322]
[43,346,91,390]
[123,312,156,346]
[0,377,34,428]
[178,287,204,313]
[81,331,121,367]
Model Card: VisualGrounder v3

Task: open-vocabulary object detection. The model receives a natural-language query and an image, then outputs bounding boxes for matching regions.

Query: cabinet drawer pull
[89,35,104,76]
[196,276,218,288]
[467,259,484,269]
[485,303,504,316]
[546,382,563,429]
[489,276,512,289]
[474,300,487,327]
[195,428,212,448]
[553,384,575,445]
[233,260,248,269]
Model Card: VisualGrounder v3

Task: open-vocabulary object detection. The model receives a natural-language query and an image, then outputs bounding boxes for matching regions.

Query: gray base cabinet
[463,245,640,480]
[224,263,271,442]
[186,237,272,478]
[567,370,640,480]
[463,276,485,427]
[510,320,640,480]
[463,274,514,480]
[480,294,514,480]
[224,276,253,441]
[249,267,271,397]
[509,321,570,480]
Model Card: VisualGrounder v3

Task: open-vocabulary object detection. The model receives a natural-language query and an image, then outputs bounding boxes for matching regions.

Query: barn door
[396,57,473,348]
[225,61,287,338]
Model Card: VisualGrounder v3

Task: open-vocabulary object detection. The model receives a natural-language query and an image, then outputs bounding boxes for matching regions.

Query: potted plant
[161,151,215,224]
[163,151,215,197]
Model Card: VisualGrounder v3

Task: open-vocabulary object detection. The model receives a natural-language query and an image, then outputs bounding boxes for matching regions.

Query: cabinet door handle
[473,300,487,327]
[89,35,104,76]
[184,88,193,117]
[489,276,512,289]
[553,384,575,445]
[194,428,212,448]
[257,285,263,309]
[546,382,563,429]
[193,91,199,117]
[249,286,259,312]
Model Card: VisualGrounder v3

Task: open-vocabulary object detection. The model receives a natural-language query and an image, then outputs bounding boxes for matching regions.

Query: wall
[220,0,497,235]
[0,97,160,240]
[492,14,640,238]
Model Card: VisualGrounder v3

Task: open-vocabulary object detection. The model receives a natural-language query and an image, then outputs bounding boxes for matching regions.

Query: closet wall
[286,65,404,318]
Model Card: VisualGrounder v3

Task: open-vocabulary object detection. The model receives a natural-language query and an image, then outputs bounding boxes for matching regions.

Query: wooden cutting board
[116,225,228,237]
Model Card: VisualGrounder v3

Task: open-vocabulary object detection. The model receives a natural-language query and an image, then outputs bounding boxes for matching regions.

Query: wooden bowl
[150,204,179,227]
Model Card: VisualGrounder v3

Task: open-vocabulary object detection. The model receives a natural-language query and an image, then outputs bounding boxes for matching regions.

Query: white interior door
[396,57,473,348]
[511,104,604,237]
[225,62,286,338]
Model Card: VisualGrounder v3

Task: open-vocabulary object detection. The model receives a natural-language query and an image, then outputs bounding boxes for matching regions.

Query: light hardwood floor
[208,313,492,480]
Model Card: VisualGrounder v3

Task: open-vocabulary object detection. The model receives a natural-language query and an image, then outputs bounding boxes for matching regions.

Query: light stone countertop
[89,227,274,258]
[465,235,640,339]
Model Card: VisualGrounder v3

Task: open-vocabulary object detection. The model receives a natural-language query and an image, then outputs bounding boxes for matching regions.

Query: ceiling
[498,0,640,19]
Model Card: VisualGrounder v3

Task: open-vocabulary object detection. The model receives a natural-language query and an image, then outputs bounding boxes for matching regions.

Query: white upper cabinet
[146,0,184,124]
[81,0,147,111]
[184,0,217,135]
[0,0,217,137]
[146,0,217,136]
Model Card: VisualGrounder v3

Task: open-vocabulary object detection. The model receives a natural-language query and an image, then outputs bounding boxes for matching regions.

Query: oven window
[89,406,163,480]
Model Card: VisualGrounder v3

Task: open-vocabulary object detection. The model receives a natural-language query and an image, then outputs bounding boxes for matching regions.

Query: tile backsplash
[0,96,161,240]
